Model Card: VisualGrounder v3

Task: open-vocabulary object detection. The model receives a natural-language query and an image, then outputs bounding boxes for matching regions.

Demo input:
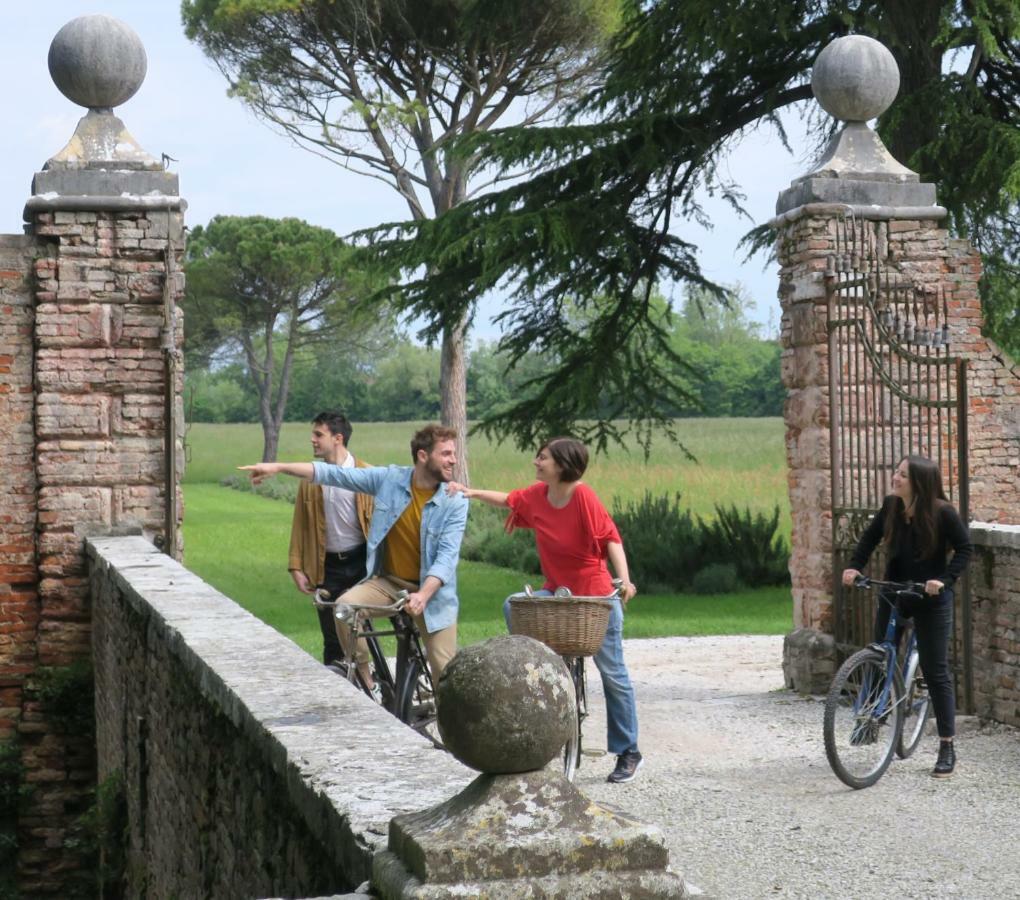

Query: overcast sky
[0,2,819,340]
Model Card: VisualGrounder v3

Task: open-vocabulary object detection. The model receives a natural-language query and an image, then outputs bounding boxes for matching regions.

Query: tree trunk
[241,334,280,464]
[261,418,280,463]
[440,311,470,484]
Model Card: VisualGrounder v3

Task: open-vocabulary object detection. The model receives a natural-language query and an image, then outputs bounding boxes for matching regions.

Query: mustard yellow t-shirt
[382,484,432,582]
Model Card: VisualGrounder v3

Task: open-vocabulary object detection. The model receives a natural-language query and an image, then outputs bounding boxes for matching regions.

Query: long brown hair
[882,455,948,557]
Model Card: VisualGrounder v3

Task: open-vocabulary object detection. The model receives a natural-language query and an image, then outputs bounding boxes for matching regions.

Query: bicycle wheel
[562,657,584,782]
[354,632,393,710]
[823,648,903,789]
[896,655,931,759]
[395,657,440,746]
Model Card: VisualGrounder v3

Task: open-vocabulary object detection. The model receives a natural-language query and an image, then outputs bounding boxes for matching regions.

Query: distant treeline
[186,290,782,423]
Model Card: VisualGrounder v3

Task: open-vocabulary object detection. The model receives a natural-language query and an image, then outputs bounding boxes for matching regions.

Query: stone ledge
[769,202,947,229]
[970,522,1020,550]
[86,534,472,888]
[25,194,186,215]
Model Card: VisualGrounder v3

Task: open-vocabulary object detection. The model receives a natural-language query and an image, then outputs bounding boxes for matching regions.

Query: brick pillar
[775,212,836,639]
[0,236,39,745]
[5,15,186,891]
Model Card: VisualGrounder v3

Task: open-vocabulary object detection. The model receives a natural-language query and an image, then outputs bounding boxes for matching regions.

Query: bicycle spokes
[824,650,904,789]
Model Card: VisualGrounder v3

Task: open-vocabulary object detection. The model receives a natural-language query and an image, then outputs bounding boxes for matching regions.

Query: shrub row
[221,473,300,503]
[610,492,790,594]
[220,477,789,595]
[458,492,790,595]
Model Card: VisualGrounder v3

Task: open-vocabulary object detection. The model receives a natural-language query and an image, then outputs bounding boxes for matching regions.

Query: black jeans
[873,588,955,738]
[316,547,367,665]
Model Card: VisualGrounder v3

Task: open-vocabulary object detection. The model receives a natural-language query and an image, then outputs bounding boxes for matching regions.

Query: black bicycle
[823,576,934,789]
[313,588,438,742]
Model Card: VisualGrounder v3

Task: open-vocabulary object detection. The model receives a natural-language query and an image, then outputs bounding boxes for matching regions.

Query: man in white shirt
[288,411,373,666]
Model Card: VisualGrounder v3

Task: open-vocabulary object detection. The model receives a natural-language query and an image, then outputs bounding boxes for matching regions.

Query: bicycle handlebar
[314,587,409,623]
[852,575,930,598]
[516,578,624,601]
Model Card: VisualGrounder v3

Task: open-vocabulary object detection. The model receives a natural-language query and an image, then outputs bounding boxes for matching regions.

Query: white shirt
[323,452,363,553]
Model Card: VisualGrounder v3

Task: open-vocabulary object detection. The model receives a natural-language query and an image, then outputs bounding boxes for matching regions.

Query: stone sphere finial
[812,35,899,122]
[436,636,575,774]
[48,15,147,110]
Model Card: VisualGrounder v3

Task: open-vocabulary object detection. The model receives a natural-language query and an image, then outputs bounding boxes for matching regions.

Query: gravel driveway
[572,635,1020,899]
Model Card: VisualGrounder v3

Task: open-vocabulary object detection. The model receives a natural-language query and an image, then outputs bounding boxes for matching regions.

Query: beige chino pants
[334,574,457,681]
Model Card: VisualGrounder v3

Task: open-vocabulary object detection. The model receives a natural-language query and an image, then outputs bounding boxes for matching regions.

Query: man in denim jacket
[241,423,468,682]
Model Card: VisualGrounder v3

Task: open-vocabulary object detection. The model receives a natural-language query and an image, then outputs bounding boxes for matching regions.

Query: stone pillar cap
[27,14,181,217]
[775,34,940,218]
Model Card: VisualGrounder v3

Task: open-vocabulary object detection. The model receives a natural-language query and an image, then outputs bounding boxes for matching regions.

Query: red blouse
[506,482,621,596]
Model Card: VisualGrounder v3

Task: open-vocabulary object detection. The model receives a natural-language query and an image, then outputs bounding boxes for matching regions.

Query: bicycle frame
[314,590,432,718]
[854,578,924,726]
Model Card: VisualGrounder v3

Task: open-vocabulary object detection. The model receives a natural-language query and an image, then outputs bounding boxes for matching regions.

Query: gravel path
[571,636,1020,899]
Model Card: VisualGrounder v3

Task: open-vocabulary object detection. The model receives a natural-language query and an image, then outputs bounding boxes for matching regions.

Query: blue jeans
[504,592,639,755]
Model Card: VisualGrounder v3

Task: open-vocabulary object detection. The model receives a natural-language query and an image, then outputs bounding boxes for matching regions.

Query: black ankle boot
[932,741,956,778]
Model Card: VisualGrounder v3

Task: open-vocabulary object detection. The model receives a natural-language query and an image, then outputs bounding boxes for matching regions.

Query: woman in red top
[448,437,643,784]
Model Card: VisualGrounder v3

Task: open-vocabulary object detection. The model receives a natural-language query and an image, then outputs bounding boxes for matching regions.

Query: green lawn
[183,482,792,661]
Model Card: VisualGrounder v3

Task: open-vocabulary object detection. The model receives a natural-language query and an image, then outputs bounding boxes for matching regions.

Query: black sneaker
[932,741,956,778]
[607,750,643,784]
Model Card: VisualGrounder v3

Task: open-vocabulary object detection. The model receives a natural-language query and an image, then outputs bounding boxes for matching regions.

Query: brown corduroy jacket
[288,457,374,586]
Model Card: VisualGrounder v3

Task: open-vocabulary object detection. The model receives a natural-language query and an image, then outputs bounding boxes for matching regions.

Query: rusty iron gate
[826,212,972,711]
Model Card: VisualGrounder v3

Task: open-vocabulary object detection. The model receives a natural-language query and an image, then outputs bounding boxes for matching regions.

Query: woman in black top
[841,455,972,778]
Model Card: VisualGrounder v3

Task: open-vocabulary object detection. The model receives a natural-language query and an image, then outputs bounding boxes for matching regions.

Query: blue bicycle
[823,577,934,789]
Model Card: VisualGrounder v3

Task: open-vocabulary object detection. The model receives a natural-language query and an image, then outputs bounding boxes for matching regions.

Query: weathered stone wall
[89,534,470,899]
[0,235,38,744]
[970,525,1020,726]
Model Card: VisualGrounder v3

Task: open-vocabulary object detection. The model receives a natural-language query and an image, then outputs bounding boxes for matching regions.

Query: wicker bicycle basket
[508,596,612,657]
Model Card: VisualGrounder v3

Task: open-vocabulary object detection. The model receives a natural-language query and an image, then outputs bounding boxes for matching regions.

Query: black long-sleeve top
[849,496,972,588]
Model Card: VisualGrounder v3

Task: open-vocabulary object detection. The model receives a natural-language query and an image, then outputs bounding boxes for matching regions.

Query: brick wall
[970,525,1020,726]
[1,207,186,894]
[776,211,838,635]
[89,535,470,898]
[0,236,38,744]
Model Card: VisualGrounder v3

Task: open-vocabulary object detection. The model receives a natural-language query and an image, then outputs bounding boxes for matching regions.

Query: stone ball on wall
[48,14,147,110]
[812,35,899,122]
[436,635,575,774]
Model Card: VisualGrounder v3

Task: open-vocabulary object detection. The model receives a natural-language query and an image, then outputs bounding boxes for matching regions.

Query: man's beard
[423,458,448,484]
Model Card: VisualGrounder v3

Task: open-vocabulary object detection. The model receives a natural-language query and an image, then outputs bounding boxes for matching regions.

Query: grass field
[184,418,789,529]
[181,419,792,660]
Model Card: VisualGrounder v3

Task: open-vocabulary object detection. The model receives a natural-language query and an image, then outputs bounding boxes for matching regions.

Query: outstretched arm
[238,462,314,485]
[607,541,637,603]
[446,482,510,508]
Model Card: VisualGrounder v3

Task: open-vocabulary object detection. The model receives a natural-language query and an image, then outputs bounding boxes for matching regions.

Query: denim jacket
[312,462,468,633]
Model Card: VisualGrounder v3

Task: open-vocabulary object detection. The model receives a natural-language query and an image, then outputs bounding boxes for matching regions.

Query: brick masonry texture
[970,526,1020,726]
[0,208,185,895]
[0,236,39,742]
[89,536,470,898]
[777,213,1020,695]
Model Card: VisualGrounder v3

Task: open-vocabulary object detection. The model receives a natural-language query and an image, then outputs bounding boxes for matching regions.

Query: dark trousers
[316,547,367,665]
[874,588,955,738]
